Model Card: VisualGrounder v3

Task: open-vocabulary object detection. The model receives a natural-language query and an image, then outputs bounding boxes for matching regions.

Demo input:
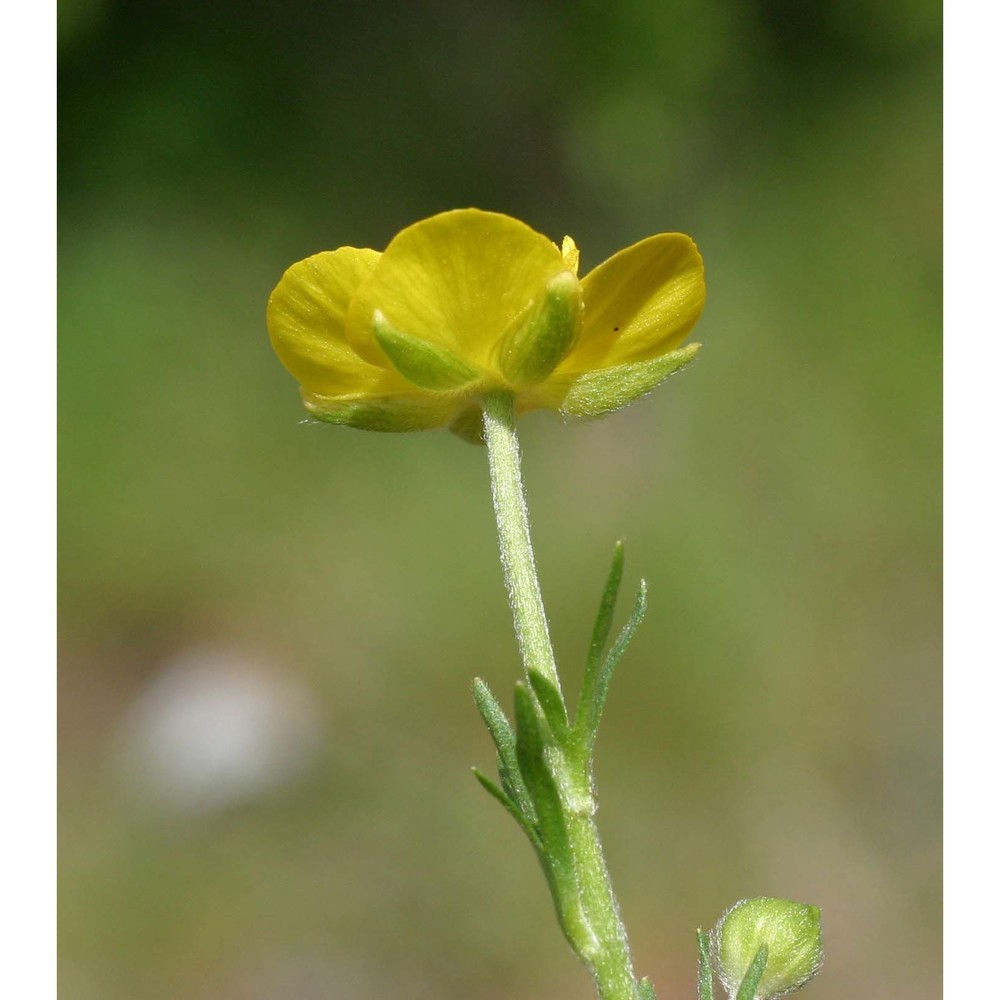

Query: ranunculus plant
[267,208,823,1000]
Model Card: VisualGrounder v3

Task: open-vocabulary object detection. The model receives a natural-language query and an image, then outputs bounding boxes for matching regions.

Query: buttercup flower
[267,209,705,441]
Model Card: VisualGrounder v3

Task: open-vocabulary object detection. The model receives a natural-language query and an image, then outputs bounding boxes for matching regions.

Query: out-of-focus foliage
[59,2,940,999]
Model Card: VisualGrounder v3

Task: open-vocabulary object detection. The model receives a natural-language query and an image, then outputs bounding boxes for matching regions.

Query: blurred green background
[59,1,941,998]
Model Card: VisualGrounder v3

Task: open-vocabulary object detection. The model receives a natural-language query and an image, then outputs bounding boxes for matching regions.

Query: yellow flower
[267,209,705,441]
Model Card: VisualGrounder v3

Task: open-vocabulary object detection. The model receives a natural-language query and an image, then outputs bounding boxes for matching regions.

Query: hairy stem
[481,391,560,691]
[481,390,641,1000]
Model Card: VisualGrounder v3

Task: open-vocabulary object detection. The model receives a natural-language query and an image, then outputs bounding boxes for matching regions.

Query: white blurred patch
[115,646,323,814]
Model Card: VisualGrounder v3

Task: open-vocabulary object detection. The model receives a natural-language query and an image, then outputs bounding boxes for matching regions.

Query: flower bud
[710,897,823,999]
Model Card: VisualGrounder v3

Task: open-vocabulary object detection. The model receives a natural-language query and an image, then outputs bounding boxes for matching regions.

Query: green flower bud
[710,897,823,1000]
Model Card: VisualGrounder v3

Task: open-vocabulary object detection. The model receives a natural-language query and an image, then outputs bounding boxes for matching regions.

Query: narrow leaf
[473,678,535,821]
[528,668,569,746]
[471,767,542,851]
[697,929,714,1000]
[639,976,658,1000]
[575,541,625,740]
[734,945,768,1000]
[513,683,566,845]
[583,579,648,752]
[513,683,579,916]
[588,541,626,666]
[496,759,522,808]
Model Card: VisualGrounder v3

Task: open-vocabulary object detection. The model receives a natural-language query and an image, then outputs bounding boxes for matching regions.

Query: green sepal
[471,767,543,851]
[373,309,481,390]
[449,405,485,445]
[302,389,451,432]
[697,929,714,1000]
[472,678,536,822]
[576,579,648,752]
[527,668,569,747]
[560,343,701,418]
[639,976,658,1000]
[735,945,769,1000]
[497,271,582,386]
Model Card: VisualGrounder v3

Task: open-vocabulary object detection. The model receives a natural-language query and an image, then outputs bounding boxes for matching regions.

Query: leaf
[528,668,569,746]
[591,542,626,672]
[513,683,581,924]
[579,579,648,753]
[472,677,535,822]
[513,684,568,851]
[575,541,625,742]
[471,767,542,851]
[697,929,714,1000]
[639,975,658,1000]
[496,759,522,810]
[735,945,768,1000]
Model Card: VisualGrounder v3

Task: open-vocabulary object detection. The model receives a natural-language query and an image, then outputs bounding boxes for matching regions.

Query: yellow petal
[345,209,567,370]
[267,248,409,396]
[562,234,705,371]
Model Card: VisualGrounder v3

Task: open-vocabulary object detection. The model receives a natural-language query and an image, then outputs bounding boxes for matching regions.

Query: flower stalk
[482,391,560,689]
[480,390,644,1000]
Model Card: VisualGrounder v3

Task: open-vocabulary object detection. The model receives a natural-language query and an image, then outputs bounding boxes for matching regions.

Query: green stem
[562,802,644,1000]
[481,391,560,691]
[481,390,642,1000]
[697,929,715,1000]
